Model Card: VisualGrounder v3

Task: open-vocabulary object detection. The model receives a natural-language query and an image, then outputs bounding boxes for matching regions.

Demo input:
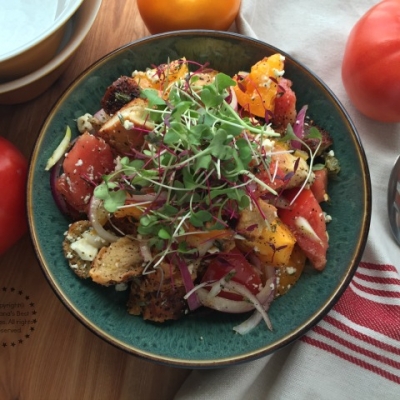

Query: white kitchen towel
[174,1,400,399]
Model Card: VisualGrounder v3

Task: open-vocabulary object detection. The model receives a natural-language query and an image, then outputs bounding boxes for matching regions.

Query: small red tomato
[0,137,28,255]
[341,0,400,122]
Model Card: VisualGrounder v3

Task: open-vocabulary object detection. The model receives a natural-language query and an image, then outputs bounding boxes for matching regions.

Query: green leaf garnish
[92,60,317,269]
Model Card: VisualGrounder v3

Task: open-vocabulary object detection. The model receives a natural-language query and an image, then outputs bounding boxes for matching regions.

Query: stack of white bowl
[0,0,102,104]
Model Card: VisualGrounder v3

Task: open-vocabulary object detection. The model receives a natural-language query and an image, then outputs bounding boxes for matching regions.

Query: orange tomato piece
[137,0,241,35]
[113,205,144,220]
[233,54,285,118]
[133,58,189,99]
[183,227,234,249]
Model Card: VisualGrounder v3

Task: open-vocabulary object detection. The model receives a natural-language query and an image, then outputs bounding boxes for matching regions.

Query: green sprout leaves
[93,60,304,264]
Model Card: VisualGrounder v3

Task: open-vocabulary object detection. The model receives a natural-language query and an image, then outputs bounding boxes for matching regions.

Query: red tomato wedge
[254,160,288,192]
[56,132,114,214]
[273,77,297,128]
[278,188,328,270]
[201,248,262,301]
[310,168,328,203]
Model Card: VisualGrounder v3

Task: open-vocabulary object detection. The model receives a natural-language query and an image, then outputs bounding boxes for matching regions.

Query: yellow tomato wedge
[275,244,306,297]
[235,199,296,267]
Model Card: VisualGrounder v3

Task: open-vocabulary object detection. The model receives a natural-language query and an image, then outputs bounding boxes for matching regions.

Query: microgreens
[94,60,322,269]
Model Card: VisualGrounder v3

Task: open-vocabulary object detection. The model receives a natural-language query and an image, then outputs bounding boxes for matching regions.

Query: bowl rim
[28,30,372,368]
[0,0,102,95]
[0,0,85,62]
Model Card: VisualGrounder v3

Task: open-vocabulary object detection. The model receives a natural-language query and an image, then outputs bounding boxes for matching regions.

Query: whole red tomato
[342,0,400,122]
[137,0,241,34]
[0,137,28,255]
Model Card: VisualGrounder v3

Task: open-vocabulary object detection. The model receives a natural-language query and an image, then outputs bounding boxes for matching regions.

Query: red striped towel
[303,263,400,385]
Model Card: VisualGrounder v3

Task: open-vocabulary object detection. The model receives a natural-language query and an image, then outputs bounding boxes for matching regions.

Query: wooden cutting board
[0,1,191,398]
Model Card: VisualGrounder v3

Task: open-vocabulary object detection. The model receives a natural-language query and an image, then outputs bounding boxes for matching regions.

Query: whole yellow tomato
[137,0,241,34]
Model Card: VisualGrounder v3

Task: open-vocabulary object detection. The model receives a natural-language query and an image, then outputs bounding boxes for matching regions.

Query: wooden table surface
[0,1,192,398]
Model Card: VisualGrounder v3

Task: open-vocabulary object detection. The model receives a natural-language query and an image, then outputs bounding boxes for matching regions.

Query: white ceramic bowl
[0,0,85,82]
[0,0,102,105]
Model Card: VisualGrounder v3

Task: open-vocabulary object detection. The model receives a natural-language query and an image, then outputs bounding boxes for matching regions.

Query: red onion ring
[49,158,69,215]
[292,105,308,149]
[196,277,274,314]
[227,87,238,111]
[88,196,119,243]
[176,256,202,311]
[233,277,275,334]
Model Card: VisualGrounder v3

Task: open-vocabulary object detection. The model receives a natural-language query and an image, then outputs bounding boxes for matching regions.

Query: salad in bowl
[46,54,339,334]
[28,31,370,367]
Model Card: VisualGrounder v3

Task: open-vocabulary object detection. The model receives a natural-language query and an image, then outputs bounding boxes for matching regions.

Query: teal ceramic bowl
[28,31,371,368]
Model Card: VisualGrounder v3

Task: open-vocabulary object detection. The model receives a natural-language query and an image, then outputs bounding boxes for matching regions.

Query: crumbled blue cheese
[70,229,109,262]
[324,212,332,223]
[261,138,275,152]
[123,120,134,130]
[115,283,128,291]
[77,113,94,133]
[273,68,285,78]
[81,230,109,248]
[70,238,99,261]
[145,68,160,83]
[285,266,297,275]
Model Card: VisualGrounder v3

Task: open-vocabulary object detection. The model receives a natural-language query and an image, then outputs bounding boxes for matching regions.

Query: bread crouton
[89,236,144,285]
[127,260,199,322]
[63,221,95,279]
[97,97,155,155]
[127,282,187,322]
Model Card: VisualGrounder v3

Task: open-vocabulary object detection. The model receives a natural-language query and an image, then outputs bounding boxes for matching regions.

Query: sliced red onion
[125,192,165,203]
[264,264,276,280]
[260,192,291,209]
[222,280,272,329]
[233,277,275,334]
[196,288,256,313]
[49,158,69,215]
[89,196,119,243]
[93,108,110,124]
[176,256,202,311]
[195,239,215,257]
[49,137,78,216]
[196,277,275,314]
[227,87,238,111]
[292,105,308,149]
[184,281,213,300]
[207,281,223,299]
